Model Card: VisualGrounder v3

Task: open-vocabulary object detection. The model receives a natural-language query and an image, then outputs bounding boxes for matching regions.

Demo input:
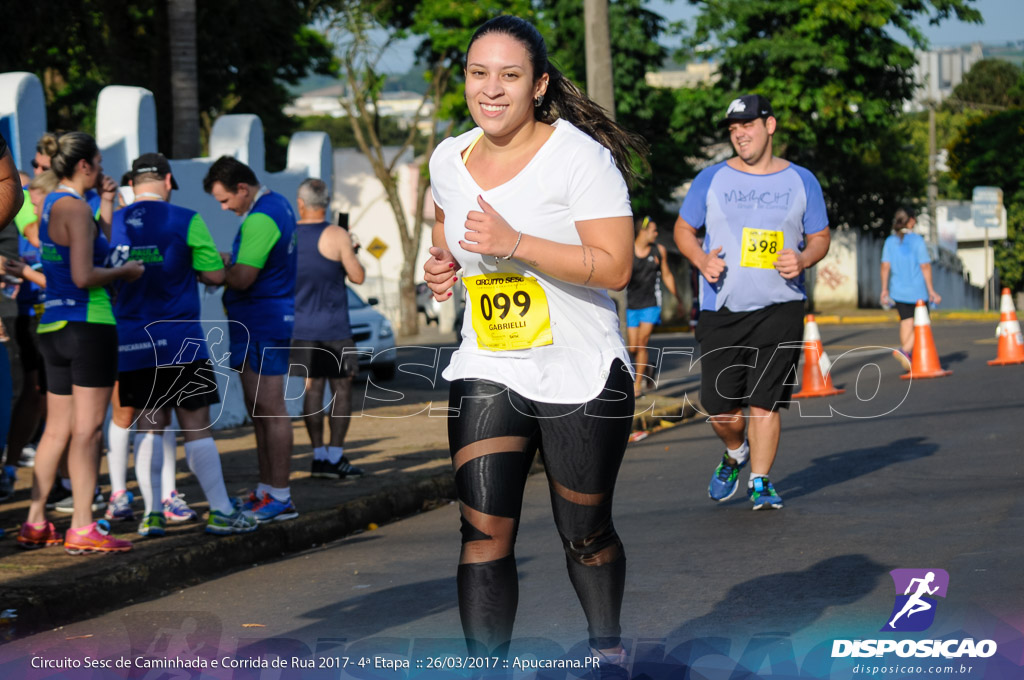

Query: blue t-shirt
[679,161,828,312]
[222,190,297,341]
[16,236,45,316]
[110,200,224,372]
[882,232,930,304]
[37,191,114,329]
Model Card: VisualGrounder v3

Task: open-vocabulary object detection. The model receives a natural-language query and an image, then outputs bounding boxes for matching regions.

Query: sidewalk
[0,362,694,639]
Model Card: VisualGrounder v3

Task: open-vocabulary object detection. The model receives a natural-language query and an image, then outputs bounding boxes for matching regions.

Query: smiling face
[210,181,254,216]
[464,32,548,141]
[728,116,775,167]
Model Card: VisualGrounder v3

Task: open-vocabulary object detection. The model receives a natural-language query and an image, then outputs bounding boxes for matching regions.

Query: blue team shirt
[222,190,297,341]
[110,201,222,372]
[679,161,828,312]
[882,232,931,304]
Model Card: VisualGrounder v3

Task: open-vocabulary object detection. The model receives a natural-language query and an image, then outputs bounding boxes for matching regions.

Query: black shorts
[290,338,360,379]
[894,302,917,320]
[38,322,118,395]
[694,301,805,415]
[118,360,221,411]
[15,315,44,374]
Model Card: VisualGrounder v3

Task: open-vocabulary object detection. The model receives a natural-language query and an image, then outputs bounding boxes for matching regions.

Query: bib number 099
[478,291,531,321]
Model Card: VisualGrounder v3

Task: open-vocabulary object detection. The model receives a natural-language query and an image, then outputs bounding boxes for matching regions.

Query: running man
[203,156,298,523]
[673,94,831,510]
[290,178,367,479]
[112,153,258,536]
[889,572,939,628]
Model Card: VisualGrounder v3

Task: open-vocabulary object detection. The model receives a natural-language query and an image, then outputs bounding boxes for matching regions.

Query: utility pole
[584,0,616,120]
[927,102,938,246]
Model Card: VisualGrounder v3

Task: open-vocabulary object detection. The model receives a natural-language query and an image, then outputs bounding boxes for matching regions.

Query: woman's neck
[59,176,92,197]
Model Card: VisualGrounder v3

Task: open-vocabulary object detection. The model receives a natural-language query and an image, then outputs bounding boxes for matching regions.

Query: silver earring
[534,95,544,108]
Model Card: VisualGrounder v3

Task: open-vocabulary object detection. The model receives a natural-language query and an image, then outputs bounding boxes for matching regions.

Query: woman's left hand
[929,290,942,305]
[461,195,520,258]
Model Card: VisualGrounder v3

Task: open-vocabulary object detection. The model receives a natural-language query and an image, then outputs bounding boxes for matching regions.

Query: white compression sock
[161,427,177,500]
[327,446,344,464]
[106,422,132,493]
[133,432,163,515]
[184,437,233,516]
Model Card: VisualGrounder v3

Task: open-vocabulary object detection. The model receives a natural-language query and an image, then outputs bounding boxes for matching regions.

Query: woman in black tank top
[626,217,679,397]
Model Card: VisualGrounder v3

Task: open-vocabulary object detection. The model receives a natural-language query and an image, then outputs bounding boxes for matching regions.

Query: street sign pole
[365,237,389,310]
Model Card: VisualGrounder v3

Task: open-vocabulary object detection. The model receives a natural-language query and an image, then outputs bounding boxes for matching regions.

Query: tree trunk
[168,0,200,158]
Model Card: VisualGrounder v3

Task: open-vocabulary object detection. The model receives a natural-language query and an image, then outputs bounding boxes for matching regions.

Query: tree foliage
[0,0,336,168]
[684,0,982,231]
[948,109,1024,290]
[946,58,1024,110]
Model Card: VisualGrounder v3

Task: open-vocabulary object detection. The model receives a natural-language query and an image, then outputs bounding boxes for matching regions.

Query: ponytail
[468,15,649,186]
[50,132,99,180]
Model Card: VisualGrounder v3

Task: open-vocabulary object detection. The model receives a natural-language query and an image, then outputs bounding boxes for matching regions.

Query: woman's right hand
[120,260,145,282]
[423,246,460,301]
[3,259,26,279]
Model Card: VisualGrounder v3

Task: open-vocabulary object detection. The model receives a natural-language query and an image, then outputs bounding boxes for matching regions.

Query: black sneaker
[310,459,327,478]
[321,457,364,479]
[45,483,73,509]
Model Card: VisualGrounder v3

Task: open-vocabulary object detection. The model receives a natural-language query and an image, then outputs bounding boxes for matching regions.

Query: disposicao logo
[831,569,998,659]
[883,568,948,632]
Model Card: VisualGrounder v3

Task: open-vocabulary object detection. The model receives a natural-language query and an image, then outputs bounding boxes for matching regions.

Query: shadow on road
[667,554,887,641]
[777,436,939,501]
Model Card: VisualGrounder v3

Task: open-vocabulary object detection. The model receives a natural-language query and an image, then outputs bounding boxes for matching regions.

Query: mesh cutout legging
[447,359,635,656]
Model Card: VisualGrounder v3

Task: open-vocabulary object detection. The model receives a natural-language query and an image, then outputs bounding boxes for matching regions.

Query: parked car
[416,282,441,326]
[348,287,396,380]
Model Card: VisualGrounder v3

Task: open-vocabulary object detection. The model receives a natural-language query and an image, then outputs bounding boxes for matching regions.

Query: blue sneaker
[252,494,298,523]
[138,512,167,537]
[748,477,784,510]
[104,490,135,521]
[232,490,261,512]
[708,453,747,501]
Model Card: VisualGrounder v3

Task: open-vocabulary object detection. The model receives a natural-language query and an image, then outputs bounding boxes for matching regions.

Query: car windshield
[347,287,367,309]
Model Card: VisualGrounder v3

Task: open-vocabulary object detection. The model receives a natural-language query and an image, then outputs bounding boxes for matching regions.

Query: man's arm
[330,226,365,285]
[0,145,25,229]
[674,217,724,284]
[224,213,280,291]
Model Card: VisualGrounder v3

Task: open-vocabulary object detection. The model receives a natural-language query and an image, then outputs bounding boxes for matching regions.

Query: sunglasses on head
[31,160,49,171]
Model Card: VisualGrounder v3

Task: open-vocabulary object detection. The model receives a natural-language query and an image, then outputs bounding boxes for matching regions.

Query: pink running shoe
[64,520,133,555]
[17,521,63,549]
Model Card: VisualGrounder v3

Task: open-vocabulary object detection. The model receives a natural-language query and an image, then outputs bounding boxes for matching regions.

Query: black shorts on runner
[694,300,805,415]
[38,321,118,395]
[118,360,221,411]
[290,338,360,379]
[15,315,43,375]
[893,301,917,320]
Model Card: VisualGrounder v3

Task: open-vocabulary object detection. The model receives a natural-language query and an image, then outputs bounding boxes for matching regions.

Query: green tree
[0,0,336,169]
[946,58,1024,110]
[948,109,1024,290]
[684,0,982,231]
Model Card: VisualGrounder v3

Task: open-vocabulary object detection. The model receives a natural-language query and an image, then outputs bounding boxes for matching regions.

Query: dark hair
[892,206,916,233]
[36,132,59,158]
[203,155,258,193]
[50,132,99,180]
[467,15,649,185]
[633,215,651,238]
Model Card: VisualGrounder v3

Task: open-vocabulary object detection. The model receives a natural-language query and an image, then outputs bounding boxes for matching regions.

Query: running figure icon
[888,571,939,628]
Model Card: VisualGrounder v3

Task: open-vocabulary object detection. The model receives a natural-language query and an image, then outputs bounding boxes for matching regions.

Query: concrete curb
[4,471,456,638]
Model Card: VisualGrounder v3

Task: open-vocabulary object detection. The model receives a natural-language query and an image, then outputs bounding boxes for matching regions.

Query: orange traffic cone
[989,288,1024,366]
[793,315,845,398]
[900,300,951,379]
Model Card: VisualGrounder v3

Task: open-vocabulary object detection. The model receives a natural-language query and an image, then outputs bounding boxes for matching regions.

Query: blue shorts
[230,337,292,376]
[626,306,661,328]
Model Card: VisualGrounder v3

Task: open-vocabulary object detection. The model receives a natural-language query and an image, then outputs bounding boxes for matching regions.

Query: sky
[647,0,1023,48]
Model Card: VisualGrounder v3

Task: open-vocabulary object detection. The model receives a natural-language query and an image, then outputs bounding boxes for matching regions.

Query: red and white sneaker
[17,521,63,549]
[64,520,133,555]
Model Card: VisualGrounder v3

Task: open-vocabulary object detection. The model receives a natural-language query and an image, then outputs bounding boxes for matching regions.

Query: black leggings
[448,359,634,655]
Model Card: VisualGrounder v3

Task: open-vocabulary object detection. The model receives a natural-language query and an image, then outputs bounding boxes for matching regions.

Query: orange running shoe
[64,519,133,555]
[17,521,63,549]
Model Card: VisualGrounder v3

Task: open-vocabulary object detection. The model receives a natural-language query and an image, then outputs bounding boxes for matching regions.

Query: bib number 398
[466,273,553,351]
[740,227,783,269]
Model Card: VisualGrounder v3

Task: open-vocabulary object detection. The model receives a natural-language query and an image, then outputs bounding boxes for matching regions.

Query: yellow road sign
[366,237,388,260]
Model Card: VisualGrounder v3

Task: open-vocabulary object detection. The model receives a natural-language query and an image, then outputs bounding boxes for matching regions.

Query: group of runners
[0,135,366,554]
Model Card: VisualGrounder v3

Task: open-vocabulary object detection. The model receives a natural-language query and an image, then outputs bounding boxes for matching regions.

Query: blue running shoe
[252,494,299,523]
[104,490,135,521]
[748,477,784,510]
[708,453,747,501]
[138,512,167,537]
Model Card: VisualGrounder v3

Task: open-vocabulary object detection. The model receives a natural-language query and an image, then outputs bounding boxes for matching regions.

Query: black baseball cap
[719,94,774,128]
[131,152,179,189]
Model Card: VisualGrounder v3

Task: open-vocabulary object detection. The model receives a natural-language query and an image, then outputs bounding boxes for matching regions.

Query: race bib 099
[465,273,553,351]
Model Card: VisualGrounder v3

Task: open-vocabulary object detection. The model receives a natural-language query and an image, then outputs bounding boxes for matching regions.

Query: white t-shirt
[430,119,634,404]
